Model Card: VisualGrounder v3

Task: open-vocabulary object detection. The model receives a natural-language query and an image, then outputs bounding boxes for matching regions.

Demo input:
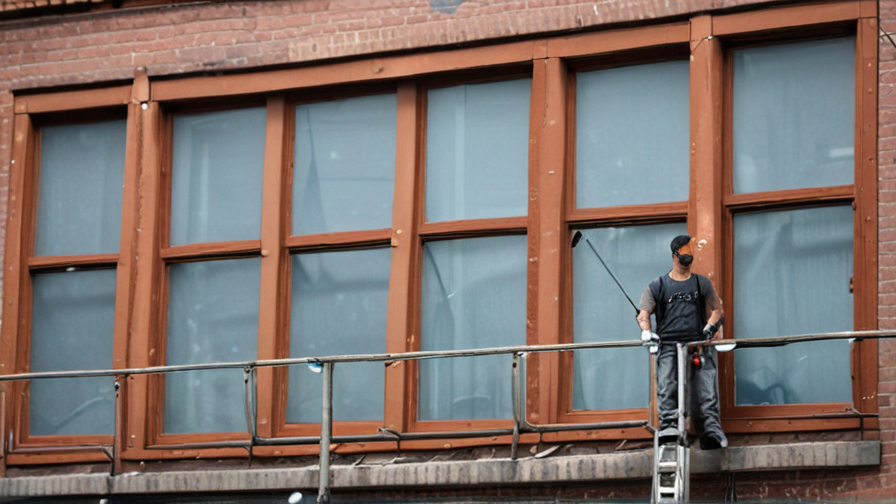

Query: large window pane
[425,79,531,222]
[164,258,260,434]
[287,248,390,423]
[293,94,397,235]
[418,236,527,420]
[576,61,689,208]
[35,120,126,256]
[170,108,266,245]
[734,206,853,405]
[733,37,855,194]
[572,223,687,411]
[30,269,116,436]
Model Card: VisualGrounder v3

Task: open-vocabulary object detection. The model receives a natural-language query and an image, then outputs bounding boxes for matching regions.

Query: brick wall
[2,0,895,499]
[879,0,896,498]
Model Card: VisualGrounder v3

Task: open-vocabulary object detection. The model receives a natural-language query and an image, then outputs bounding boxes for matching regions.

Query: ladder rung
[658,461,678,471]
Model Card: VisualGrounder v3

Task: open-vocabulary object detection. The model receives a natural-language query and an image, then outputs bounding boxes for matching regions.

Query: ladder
[651,343,691,504]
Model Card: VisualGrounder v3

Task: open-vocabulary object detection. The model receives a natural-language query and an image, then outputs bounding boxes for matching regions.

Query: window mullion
[533,57,568,425]
[689,19,727,415]
[107,97,146,464]
[853,16,879,422]
[257,95,288,440]
[383,82,419,433]
[126,101,163,454]
[688,17,724,296]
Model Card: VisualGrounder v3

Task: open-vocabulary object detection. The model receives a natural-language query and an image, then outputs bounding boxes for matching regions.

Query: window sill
[0,440,880,497]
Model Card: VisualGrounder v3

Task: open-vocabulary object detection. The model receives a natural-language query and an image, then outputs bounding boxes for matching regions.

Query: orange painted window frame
[0,0,878,465]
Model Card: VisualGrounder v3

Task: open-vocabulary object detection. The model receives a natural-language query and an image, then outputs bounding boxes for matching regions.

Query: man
[637,234,727,450]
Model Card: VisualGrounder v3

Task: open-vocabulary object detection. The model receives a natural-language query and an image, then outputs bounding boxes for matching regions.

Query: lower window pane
[30,269,117,436]
[418,236,527,421]
[734,206,853,405]
[164,258,260,434]
[572,223,687,411]
[287,248,390,423]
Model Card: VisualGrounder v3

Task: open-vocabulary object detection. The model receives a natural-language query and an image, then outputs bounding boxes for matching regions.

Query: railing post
[112,376,125,476]
[511,352,521,460]
[243,366,256,467]
[318,362,334,504]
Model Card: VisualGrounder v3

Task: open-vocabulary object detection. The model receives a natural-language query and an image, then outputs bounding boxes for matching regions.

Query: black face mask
[676,253,694,267]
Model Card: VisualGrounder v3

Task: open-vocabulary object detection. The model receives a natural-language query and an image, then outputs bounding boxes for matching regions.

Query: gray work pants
[656,342,726,444]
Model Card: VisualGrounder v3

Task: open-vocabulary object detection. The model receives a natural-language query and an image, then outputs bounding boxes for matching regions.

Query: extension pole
[571,231,639,315]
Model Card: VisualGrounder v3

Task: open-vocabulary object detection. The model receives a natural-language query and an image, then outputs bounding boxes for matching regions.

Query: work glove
[702,323,718,340]
[641,330,659,355]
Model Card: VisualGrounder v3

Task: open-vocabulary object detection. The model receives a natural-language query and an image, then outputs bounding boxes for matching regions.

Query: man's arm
[703,277,724,339]
[637,284,656,331]
[637,309,652,331]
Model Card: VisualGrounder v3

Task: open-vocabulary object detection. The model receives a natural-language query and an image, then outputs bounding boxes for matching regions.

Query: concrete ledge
[0,441,880,496]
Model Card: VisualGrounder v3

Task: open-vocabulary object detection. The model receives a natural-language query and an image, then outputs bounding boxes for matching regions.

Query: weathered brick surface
[2,0,896,500]
[880,0,896,499]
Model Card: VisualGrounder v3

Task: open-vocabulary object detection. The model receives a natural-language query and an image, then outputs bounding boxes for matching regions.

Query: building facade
[0,0,893,501]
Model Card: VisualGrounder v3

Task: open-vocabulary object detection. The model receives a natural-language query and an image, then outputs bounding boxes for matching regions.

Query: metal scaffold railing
[0,329,893,503]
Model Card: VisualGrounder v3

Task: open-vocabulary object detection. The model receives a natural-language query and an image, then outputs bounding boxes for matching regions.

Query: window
[161,107,266,435]
[417,78,531,424]
[291,94,397,235]
[285,92,397,429]
[566,58,689,420]
[574,60,690,209]
[419,235,528,420]
[727,36,858,408]
[571,224,686,411]
[425,79,531,222]
[27,119,127,439]
[287,248,390,423]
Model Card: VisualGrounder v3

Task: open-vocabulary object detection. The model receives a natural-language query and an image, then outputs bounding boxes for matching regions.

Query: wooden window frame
[558,40,691,434]
[1,0,878,465]
[403,68,533,437]
[2,86,140,465]
[715,18,879,435]
[271,85,399,443]
[145,100,270,449]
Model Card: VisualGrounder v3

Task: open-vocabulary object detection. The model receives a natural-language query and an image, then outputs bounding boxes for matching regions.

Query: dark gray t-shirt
[639,273,720,341]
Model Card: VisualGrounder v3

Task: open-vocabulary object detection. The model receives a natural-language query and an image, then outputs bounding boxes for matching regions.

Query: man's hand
[703,323,718,340]
[641,330,659,354]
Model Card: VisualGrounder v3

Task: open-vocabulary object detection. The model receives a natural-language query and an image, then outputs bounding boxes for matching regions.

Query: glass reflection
[164,258,260,434]
[733,37,855,193]
[418,236,527,420]
[30,269,117,436]
[734,206,853,405]
[576,61,689,208]
[293,94,397,235]
[287,248,390,423]
[35,120,126,256]
[425,79,531,222]
[572,223,687,411]
[170,108,266,245]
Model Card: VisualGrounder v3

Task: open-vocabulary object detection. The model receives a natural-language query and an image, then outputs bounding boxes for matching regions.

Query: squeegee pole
[578,233,640,316]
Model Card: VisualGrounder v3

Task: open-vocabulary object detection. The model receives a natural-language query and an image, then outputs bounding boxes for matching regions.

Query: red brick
[76,45,111,59]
